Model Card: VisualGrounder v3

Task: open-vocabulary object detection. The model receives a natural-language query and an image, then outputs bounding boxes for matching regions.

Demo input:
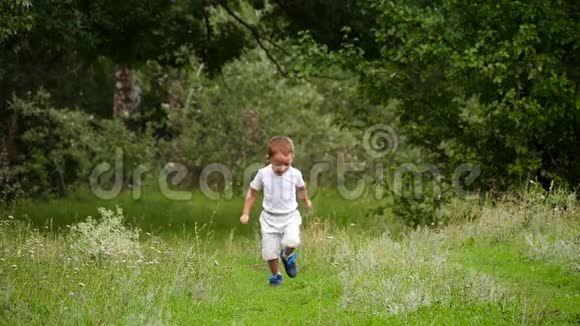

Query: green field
[3,0,578,324]
[1,189,578,324]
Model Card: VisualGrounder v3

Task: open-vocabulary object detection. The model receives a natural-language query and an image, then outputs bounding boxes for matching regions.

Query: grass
[453,242,580,324]
[0,188,578,324]
[4,186,380,238]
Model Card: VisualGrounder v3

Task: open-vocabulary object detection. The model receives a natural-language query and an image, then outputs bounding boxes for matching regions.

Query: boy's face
[270,152,293,176]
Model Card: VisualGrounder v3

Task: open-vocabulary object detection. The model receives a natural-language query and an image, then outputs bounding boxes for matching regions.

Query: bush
[4,90,157,199]
[0,149,22,208]
[7,90,97,196]
[145,51,358,190]
[69,206,141,260]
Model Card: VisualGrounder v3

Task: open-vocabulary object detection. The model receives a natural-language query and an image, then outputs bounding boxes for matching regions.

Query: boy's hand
[240,214,250,224]
[304,199,312,211]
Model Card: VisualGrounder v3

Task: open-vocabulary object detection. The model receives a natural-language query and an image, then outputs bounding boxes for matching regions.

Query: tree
[0,0,33,45]
[0,0,257,188]
[0,0,250,119]
[272,0,580,188]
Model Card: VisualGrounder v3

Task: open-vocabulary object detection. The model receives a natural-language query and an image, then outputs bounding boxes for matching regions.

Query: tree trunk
[0,114,19,162]
[113,65,141,119]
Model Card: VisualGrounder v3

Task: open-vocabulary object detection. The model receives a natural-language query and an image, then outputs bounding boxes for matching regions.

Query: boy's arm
[297,186,312,210]
[240,188,258,224]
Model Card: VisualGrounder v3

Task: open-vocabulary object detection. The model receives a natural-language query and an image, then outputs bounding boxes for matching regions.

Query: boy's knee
[281,223,301,248]
[281,236,300,248]
[261,234,280,261]
[262,247,279,261]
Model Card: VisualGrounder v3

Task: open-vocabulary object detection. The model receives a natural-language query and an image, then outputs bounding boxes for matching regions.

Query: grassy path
[165,239,580,325]
[2,229,578,324]
[2,190,578,324]
[452,242,580,325]
[175,254,389,324]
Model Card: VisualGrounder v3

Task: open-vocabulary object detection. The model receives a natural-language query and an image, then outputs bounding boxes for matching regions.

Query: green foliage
[391,191,446,229]
[73,0,249,69]
[3,0,579,204]
[0,0,33,43]
[364,0,580,188]
[2,48,361,201]
[5,90,156,198]
[146,51,358,189]
[1,0,248,69]
[380,149,452,228]
[0,0,252,120]
[288,0,580,189]
[91,118,157,185]
[0,0,117,116]
[263,0,379,55]
[0,150,22,208]
[8,90,98,196]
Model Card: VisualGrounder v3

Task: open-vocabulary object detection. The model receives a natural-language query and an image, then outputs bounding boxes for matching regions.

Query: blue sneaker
[281,250,298,278]
[269,273,283,286]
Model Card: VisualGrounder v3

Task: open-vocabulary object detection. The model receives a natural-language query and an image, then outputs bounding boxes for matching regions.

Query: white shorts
[259,210,302,261]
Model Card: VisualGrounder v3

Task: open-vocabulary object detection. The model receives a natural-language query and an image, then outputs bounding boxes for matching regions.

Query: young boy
[240,136,312,286]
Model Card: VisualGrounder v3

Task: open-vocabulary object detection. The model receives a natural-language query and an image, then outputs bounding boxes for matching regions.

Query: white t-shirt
[250,164,305,214]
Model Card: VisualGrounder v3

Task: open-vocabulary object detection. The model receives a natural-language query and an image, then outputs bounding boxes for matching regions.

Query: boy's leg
[281,222,301,253]
[281,212,301,255]
[260,211,286,285]
[267,258,280,275]
[262,232,282,272]
[280,222,300,277]
[284,246,295,257]
[263,233,284,286]
[260,210,283,269]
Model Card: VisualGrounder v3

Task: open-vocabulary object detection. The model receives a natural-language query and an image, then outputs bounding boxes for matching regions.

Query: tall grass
[0,185,578,324]
[298,186,579,323]
[0,208,219,324]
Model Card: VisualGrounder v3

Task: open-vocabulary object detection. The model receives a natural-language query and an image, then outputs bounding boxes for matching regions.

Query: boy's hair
[267,136,295,158]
